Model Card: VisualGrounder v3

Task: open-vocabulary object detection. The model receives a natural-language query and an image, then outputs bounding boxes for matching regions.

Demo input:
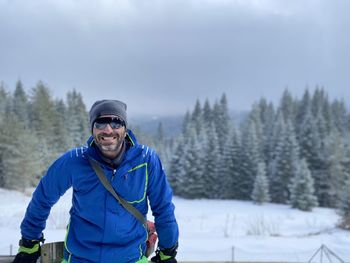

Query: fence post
[10,245,13,256]
[41,242,64,263]
[231,246,235,262]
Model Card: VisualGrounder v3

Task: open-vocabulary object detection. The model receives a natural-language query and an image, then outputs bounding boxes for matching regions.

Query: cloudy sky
[1,0,350,116]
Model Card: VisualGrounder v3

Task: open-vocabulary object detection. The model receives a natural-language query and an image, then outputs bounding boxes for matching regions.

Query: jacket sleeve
[20,153,72,240]
[147,150,179,249]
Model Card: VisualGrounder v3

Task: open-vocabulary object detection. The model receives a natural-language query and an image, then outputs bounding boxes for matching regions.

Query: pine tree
[279,88,296,123]
[155,122,166,164]
[267,110,283,184]
[251,162,270,204]
[171,105,195,196]
[338,176,350,229]
[167,136,187,195]
[203,99,213,125]
[213,93,231,152]
[259,99,275,165]
[289,159,318,211]
[0,86,10,187]
[0,88,12,187]
[191,127,208,198]
[321,95,333,134]
[219,132,234,199]
[0,112,41,190]
[248,103,264,159]
[295,89,311,140]
[228,128,241,199]
[203,123,221,198]
[191,99,203,135]
[238,120,260,200]
[323,130,350,207]
[313,110,334,207]
[298,104,319,163]
[12,80,30,129]
[297,104,330,205]
[182,111,191,134]
[311,87,327,118]
[52,99,70,154]
[29,81,58,175]
[220,134,233,198]
[0,82,97,191]
[269,110,284,160]
[270,118,299,203]
[66,90,89,147]
[181,126,205,198]
[29,81,56,137]
[0,83,8,121]
[331,99,349,135]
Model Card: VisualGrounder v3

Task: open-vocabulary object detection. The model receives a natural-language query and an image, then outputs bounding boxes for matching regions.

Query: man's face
[92,115,126,159]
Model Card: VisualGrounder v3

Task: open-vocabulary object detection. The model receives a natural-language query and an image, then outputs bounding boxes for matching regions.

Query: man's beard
[94,132,124,154]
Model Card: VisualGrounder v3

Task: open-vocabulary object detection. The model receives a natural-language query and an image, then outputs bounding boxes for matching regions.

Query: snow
[1,188,350,262]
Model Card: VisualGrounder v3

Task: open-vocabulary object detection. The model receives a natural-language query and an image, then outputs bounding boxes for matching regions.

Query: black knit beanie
[89,100,127,131]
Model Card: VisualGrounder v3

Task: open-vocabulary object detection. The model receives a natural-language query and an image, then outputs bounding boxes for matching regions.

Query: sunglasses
[94,117,125,130]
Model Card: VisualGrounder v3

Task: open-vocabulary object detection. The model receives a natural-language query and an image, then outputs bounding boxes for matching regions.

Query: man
[13,100,179,263]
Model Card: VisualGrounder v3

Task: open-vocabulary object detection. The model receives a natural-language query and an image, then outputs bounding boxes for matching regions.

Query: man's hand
[12,237,42,263]
[150,243,178,263]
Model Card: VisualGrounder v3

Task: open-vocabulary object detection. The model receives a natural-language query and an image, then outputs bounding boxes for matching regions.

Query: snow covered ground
[1,188,350,262]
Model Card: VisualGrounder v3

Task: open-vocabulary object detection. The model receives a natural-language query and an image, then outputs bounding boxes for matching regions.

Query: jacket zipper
[111,169,117,181]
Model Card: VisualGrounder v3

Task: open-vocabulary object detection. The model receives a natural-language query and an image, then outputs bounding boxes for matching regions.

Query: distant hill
[129,114,184,139]
[128,110,248,139]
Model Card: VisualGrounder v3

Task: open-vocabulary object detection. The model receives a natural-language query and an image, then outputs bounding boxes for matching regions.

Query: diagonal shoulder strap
[87,157,148,230]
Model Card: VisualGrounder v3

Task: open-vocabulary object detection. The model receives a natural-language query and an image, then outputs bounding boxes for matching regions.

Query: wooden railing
[0,257,14,263]
[0,259,301,263]
[0,242,301,263]
[0,258,303,263]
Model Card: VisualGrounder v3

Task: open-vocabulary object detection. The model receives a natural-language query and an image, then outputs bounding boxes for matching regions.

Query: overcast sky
[1,0,350,116]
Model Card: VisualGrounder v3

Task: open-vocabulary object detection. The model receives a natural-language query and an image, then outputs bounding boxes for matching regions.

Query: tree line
[0,80,168,191]
[1,81,350,228]
[166,89,350,228]
[0,81,90,190]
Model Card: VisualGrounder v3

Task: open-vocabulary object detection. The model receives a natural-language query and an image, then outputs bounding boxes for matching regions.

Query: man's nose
[103,123,114,132]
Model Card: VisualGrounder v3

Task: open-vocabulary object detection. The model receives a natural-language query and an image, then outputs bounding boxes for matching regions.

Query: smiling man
[93,115,126,156]
[13,99,179,263]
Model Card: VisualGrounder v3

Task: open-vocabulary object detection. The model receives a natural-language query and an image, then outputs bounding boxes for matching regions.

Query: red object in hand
[146,221,158,257]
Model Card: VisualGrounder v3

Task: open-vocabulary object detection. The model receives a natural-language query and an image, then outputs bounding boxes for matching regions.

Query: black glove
[150,243,178,263]
[12,237,43,263]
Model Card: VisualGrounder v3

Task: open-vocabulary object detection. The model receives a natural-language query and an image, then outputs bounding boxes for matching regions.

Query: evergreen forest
[165,87,350,228]
[1,81,350,228]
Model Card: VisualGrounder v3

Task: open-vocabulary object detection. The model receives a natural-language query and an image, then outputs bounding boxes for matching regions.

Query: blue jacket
[20,130,179,263]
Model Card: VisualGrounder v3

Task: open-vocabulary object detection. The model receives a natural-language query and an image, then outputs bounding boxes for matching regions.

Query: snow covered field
[1,188,350,262]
